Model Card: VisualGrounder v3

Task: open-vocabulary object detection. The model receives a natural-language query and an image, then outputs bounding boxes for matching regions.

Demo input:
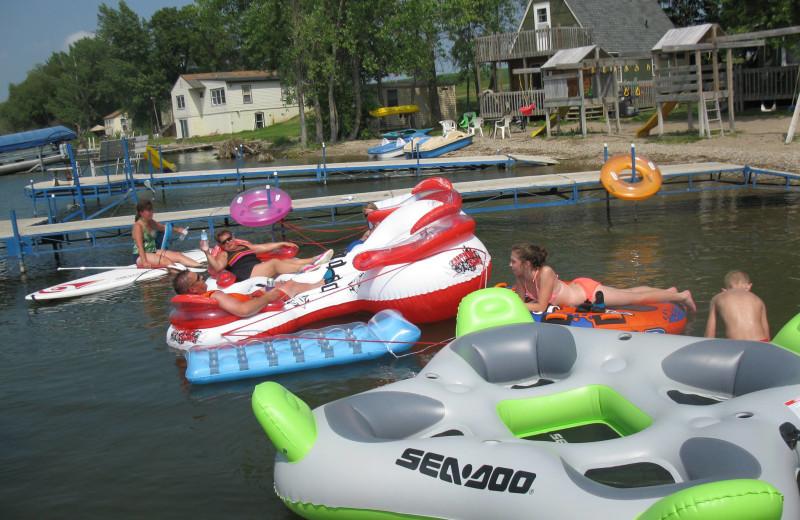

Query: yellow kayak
[369,105,419,117]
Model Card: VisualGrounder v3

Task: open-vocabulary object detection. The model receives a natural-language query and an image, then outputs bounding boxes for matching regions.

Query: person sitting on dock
[705,270,770,341]
[202,227,333,283]
[510,243,697,313]
[133,199,205,269]
[173,271,324,318]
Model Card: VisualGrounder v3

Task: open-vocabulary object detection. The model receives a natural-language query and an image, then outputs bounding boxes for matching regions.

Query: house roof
[522,0,674,56]
[103,109,123,119]
[652,23,725,51]
[0,126,77,153]
[179,70,280,90]
[542,45,612,68]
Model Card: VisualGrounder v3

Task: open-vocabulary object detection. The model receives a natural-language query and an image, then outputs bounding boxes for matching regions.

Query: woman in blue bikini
[510,243,696,313]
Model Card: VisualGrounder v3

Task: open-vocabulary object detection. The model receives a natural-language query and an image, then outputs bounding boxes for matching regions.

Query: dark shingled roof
[561,0,674,55]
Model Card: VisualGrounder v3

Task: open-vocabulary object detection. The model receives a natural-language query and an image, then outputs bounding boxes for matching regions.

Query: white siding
[170,75,298,138]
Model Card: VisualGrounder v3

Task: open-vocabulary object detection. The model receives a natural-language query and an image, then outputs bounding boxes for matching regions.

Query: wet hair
[724,269,750,289]
[173,271,195,294]
[215,227,233,243]
[511,243,548,268]
[363,202,378,213]
[135,199,153,222]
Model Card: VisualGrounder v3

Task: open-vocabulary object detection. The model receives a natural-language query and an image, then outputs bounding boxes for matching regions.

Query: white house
[102,109,132,138]
[170,71,297,139]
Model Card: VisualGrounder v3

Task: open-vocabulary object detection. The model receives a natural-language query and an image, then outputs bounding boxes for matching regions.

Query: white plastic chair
[468,117,484,137]
[492,115,513,139]
[440,119,457,133]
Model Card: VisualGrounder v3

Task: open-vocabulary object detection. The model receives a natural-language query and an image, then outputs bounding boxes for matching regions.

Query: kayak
[25,249,207,302]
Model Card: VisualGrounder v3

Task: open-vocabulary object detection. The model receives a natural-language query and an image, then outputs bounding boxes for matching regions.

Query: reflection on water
[3,152,800,518]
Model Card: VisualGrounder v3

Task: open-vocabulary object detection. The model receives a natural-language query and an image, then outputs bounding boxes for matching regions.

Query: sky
[0,0,194,103]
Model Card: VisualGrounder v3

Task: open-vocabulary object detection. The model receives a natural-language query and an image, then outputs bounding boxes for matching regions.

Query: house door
[179,119,189,139]
[533,2,551,51]
[255,112,265,129]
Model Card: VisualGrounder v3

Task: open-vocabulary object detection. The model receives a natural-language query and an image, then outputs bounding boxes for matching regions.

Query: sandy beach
[319,113,800,173]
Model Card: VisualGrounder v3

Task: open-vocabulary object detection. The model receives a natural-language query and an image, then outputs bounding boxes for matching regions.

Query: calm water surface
[2,150,800,519]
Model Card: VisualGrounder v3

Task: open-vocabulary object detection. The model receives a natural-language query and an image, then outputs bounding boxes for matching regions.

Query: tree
[45,38,116,133]
[661,0,721,27]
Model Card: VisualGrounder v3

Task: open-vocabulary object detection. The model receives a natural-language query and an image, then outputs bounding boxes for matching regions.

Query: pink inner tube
[230,186,292,227]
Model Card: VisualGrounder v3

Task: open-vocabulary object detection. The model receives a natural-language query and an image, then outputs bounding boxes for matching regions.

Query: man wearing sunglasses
[201,227,333,283]
[173,271,324,318]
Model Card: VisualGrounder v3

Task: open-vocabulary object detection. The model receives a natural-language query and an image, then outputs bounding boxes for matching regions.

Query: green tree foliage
[0,0,559,141]
[660,0,721,27]
[719,0,799,34]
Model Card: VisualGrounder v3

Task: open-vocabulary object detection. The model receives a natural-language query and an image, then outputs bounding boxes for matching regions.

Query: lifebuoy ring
[230,186,292,227]
[600,154,662,201]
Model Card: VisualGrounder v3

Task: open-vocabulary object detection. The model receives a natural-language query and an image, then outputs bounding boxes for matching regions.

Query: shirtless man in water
[705,270,770,341]
[173,271,323,318]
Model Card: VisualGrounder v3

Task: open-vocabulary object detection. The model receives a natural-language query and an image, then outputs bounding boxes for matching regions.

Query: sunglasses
[219,236,234,245]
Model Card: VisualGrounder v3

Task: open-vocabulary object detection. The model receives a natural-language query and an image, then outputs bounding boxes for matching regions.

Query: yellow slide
[143,145,175,172]
[635,102,678,138]
[530,107,570,137]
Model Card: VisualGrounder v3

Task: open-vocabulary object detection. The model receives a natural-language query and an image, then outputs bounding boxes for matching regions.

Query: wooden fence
[733,65,799,110]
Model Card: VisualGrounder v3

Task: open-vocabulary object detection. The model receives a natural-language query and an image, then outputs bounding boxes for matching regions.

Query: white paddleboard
[26,249,206,302]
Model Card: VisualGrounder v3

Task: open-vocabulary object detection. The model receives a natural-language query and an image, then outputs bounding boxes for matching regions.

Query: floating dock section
[3,159,800,273]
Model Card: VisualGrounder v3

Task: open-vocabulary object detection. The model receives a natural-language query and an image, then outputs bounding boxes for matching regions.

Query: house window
[211,88,226,106]
[536,7,548,23]
[255,112,265,129]
[179,119,189,138]
[176,95,185,109]
[387,89,398,107]
[242,85,252,104]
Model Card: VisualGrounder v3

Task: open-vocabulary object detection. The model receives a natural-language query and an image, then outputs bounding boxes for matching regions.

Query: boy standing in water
[705,270,770,341]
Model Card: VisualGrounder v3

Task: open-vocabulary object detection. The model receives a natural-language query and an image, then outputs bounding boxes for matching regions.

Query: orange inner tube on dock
[600,154,663,201]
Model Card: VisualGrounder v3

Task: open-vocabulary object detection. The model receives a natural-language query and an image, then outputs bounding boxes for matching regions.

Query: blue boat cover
[0,126,77,152]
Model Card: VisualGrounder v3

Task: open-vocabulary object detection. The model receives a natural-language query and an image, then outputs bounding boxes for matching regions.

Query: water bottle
[178,228,189,241]
[200,229,209,250]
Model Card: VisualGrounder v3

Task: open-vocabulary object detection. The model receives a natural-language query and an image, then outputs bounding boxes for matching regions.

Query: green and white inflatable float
[253,288,800,519]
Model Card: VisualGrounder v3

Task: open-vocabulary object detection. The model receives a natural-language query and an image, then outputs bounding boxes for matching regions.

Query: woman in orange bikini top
[510,243,697,313]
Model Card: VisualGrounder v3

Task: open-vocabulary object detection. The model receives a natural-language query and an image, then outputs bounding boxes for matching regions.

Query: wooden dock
[3,160,799,272]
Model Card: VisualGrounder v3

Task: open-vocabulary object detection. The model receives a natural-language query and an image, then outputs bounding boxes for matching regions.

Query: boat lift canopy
[0,126,77,153]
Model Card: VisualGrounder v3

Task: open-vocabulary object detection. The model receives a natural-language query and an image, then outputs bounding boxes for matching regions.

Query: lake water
[2,149,800,519]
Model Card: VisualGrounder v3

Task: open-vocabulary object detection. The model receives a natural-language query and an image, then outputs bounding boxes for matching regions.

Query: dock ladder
[702,93,724,137]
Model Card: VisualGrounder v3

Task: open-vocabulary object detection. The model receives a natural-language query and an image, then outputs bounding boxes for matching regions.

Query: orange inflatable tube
[600,154,662,201]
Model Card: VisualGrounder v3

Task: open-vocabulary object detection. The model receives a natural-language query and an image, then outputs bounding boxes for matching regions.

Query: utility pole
[150,96,161,135]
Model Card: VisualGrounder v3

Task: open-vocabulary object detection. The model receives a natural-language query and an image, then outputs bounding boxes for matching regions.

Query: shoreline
[307,114,800,173]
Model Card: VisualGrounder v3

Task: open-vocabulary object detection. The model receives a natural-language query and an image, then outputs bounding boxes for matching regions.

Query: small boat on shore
[368,130,435,160]
[381,128,433,139]
[367,138,408,160]
[403,131,473,159]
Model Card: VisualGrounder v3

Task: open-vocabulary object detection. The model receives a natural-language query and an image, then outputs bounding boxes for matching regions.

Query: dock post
[630,143,637,183]
[10,210,26,274]
[603,142,608,162]
[415,142,421,178]
[322,143,327,184]
[273,171,279,188]
[236,146,242,192]
[67,143,87,220]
